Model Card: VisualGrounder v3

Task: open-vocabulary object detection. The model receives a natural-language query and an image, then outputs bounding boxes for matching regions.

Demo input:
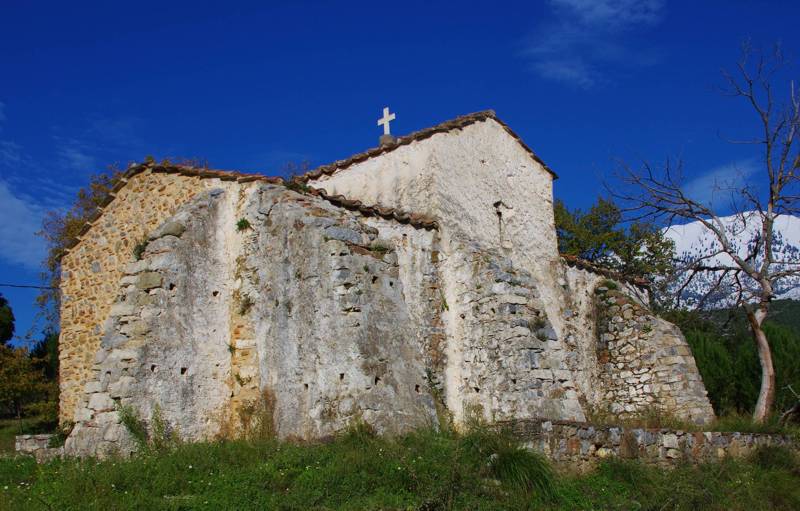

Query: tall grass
[0,428,798,510]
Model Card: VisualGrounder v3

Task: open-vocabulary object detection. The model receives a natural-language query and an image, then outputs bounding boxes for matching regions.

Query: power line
[0,283,57,290]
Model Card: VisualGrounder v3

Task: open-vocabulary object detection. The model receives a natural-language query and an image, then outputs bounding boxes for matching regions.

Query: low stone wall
[15,435,64,462]
[504,419,795,468]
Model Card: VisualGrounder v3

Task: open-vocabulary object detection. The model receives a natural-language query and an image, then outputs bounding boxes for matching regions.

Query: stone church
[59,111,714,456]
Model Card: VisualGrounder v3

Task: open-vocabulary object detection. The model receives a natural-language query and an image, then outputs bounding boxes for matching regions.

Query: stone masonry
[58,169,213,423]
[505,419,795,469]
[57,111,717,457]
[594,286,714,423]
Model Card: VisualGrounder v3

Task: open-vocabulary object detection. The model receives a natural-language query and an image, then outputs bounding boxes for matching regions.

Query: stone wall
[65,183,446,455]
[65,187,243,456]
[440,239,585,425]
[307,118,566,345]
[594,286,714,424]
[57,139,714,455]
[59,169,213,423]
[504,419,795,469]
[15,435,64,462]
[240,185,442,438]
[559,264,714,425]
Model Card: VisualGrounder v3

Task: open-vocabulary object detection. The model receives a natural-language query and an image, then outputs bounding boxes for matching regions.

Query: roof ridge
[560,254,650,289]
[61,109,553,255]
[298,110,557,182]
[306,186,438,230]
[62,165,438,256]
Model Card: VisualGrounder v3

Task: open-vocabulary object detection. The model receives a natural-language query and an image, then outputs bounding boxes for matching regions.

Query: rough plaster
[60,117,716,457]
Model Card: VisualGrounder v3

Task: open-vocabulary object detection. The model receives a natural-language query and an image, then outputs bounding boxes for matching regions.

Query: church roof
[62,110,555,256]
[298,110,558,182]
[63,173,647,288]
[561,254,650,288]
[61,163,438,254]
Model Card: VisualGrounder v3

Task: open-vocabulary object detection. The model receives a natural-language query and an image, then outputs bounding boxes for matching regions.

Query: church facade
[59,111,714,456]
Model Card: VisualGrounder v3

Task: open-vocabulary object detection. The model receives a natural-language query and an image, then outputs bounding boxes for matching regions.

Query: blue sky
[1,0,798,341]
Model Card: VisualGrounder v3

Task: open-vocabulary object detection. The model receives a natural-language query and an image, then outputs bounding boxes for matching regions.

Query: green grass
[1,427,799,510]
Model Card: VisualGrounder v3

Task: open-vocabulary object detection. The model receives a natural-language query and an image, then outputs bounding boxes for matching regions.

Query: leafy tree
[554,197,675,280]
[554,198,621,263]
[0,330,60,427]
[30,331,59,381]
[0,294,14,345]
[0,346,49,420]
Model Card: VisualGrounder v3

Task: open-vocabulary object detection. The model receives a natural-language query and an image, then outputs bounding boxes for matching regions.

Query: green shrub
[236,218,251,231]
[238,295,254,315]
[284,179,310,193]
[460,424,555,498]
[118,404,148,449]
[599,279,619,290]
[368,240,393,254]
[132,239,149,261]
[750,444,799,473]
[118,404,178,453]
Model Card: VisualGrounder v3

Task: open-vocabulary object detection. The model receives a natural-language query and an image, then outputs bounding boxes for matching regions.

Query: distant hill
[701,299,800,335]
[663,213,800,307]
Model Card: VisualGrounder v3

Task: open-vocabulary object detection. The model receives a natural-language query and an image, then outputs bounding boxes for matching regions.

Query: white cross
[377,107,396,135]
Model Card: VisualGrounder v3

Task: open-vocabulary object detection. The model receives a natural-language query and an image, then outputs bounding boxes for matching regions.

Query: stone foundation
[504,419,795,469]
[14,435,64,462]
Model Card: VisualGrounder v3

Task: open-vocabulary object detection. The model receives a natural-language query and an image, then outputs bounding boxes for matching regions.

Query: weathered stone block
[136,272,162,290]
[88,393,115,412]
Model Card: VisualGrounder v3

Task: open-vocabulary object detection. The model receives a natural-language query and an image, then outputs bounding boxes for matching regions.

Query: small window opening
[169,283,176,290]
[374,376,381,385]
[414,384,421,393]
[212,290,219,297]
[150,364,157,372]
[339,373,345,381]
[473,387,481,393]
[180,367,188,375]
[304,383,309,390]
[372,276,378,284]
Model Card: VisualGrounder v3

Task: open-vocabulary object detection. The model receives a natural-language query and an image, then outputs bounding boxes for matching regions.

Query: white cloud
[550,0,664,28]
[523,0,665,88]
[0,140,23,166]
[56,138,97,170]
[682,160,760,207]
[0,180,47,270]
[85,116,143,148]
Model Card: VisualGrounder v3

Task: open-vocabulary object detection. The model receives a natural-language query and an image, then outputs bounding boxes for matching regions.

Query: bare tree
[613,44,800,422]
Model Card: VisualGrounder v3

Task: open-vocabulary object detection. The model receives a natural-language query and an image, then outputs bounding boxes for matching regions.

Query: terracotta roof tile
[62,163,438,255]
[60,110,554,255]
[560,254,650,289]
[298,110,557,182]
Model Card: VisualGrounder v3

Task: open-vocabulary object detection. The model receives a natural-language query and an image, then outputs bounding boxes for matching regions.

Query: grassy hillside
[1,427,799,510]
